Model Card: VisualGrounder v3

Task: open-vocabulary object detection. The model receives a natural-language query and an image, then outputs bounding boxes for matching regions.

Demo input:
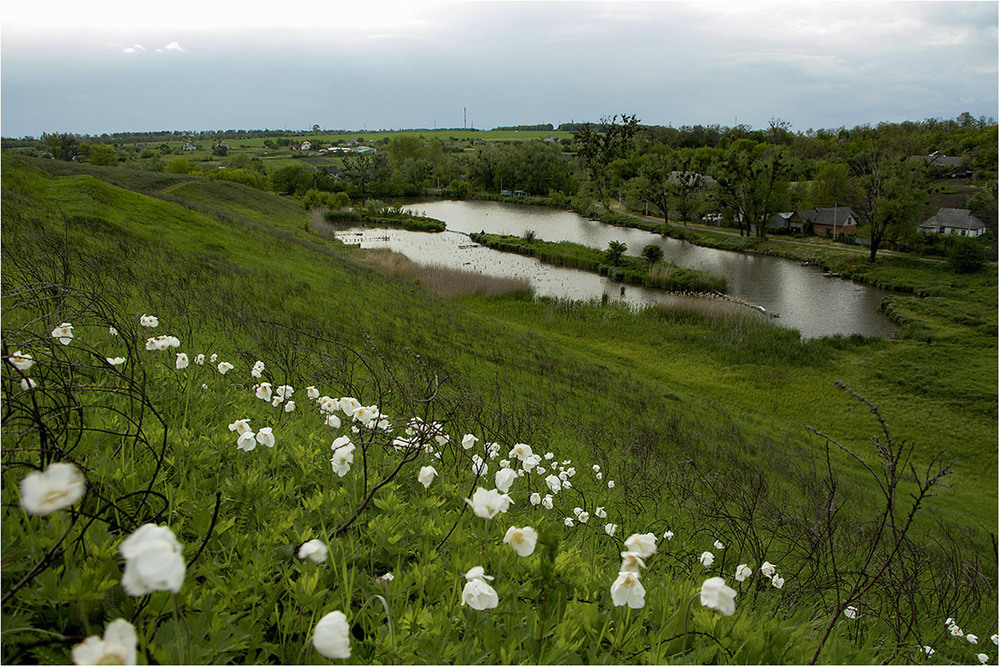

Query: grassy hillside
[2,155,995,665]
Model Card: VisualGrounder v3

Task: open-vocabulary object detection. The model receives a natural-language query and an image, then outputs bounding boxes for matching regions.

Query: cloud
[164,41,185,53]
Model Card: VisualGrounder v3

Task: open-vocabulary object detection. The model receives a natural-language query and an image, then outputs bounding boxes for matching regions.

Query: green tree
[269,163,313,195]
[948,237,986,273]
[808,162,858,208]
[163,157,194,174]
[341,151,391,197]
[82,143,118,166]
[40,132,80,161]
[641,244,664,265]
[852,152,927,261]
[715,145,791,237]
[605,240,627,266]
[574,114,640,201]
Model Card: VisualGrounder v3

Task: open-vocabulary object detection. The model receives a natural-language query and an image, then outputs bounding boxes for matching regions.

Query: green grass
[2,154,995,665]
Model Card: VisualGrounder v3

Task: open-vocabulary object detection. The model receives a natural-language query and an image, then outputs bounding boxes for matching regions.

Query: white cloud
[164,41,185,52]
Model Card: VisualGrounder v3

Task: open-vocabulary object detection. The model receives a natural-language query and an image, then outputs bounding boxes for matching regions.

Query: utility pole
[464,107,467,129]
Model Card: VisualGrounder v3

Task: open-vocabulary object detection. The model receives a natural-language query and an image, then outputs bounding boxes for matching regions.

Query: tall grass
[359,248,533,299]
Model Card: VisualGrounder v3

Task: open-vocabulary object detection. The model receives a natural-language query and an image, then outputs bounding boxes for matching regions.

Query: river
[331,200,899,340]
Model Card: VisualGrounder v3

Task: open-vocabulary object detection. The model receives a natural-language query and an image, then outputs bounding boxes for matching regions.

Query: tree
[948,237,985,273]
[641,244,664,265]
[852,151,926,261]
[269,163,313,195]
[40,132,80,161]
[341,151,391,197]
[574,114,640,201]
[82,143,118,166]
[605,241,627,266]
[715,145,791,237]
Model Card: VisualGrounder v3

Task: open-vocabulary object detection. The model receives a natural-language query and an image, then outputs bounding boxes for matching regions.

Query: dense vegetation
[1,151,995,664]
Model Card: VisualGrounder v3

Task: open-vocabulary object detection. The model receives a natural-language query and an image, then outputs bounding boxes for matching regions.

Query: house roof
[921,153,967,168]
[799,207,858,227]
[920,208,985,231]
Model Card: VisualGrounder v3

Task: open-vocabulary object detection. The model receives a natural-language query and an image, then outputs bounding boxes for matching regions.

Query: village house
[182,141,197,151]
[918,208,986,237]
[798,207,859,238]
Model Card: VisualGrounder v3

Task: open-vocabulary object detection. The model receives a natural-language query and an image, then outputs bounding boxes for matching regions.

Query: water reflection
[335,200,899,339]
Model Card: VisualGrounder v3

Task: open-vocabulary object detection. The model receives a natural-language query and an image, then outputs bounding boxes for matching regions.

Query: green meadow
[2,155,996,664]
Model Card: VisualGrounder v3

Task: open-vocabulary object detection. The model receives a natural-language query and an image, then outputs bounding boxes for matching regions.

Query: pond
[332,200,900,340]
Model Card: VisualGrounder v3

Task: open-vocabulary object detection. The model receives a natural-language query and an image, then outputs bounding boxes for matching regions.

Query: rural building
[799,207,859,238]
[182,141,196,151]
[293,141,312,151]
[765,212,795,233]
[919,151,972,177]
[918,208,986,237]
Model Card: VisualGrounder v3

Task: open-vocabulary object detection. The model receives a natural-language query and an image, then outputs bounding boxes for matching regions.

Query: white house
[919,208,986,237]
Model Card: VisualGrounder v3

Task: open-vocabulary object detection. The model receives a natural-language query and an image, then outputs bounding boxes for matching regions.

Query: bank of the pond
[469,232,727,293]
[323,209,446,232]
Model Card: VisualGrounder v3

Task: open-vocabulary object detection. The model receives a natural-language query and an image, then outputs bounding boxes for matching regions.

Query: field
[1,154,996,664]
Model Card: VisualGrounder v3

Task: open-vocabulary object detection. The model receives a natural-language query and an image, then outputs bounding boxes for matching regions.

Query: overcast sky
[1,0,997,137]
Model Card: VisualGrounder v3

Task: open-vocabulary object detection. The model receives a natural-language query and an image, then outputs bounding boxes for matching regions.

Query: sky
[1,0,997,137]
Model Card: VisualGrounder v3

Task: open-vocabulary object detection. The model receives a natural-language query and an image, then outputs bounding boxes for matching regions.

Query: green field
[2,154,995,664]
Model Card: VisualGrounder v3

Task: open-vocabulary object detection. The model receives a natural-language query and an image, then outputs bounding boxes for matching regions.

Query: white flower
[217,361,233,375]
[209,353,217,362]
[543,452,554,460]
[595,506,607,519]
[623,533,657,559]
[256,383,272,401]
[619,551,646,573]
[843,605,858,619]
[499,459,510,469]
[109,326,118,336]
[139,314,159,328]
[578,511,590,524]
[330,436,355,477]
[339,396,361,416]
[236,431,257,452]
[19,462,86,515]
[771,575,785,589]
[604,523,617,537]
[377,572,394,584]
[714,539,724,550]
[194,353,205,365]
[544,474,562,494]
[72,618,137,666]
[977,653,989,664]
[272,396,284,407]
[251,360,265,378]
[699,551,715,567]
[494,468,517,494]
[529,492,541,506]
[522,455,540,472]
[922,646,935,656]
[9,351,34,371]
[119,524,185,595]
[418,465,437,489]
[573,506,583,518]
[541,494,554,510]
[487,442,501,459]
[564,517,574,527]
[352,404,379,425]
[596,471,604,480]
[664,530,674,540]
[592,464,601,472]
[462,433,478,450]
[284,400,296,413]
[228,419,252,435]
[275,385,295,399]
[307,386,319,400]
[610,571,646,609]
[175,353,189,370]
[561,479,572,490]
[992,634,999,646]
[503,526,538,557]
[471,454,488,477]
[968,634,980,644]
[312,611,351,660]
[950,624,965,638]
[465,487,512,519]
[461,567,499,610]
[20,378,37,391]
[51,322,74,345]
[700,577,737,616]
[256,427,275,448]
[510,443,533,461]
[608,480,615,489]
[145,337,157,351]
[297,539,328,563]
[760,561,776,577]
[735,564,753,582]
[326,414,342,428]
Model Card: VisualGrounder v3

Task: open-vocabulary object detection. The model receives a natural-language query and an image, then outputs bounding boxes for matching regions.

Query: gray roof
[919,208,985,231]
[799,207,858,227]
[921,153,967,168]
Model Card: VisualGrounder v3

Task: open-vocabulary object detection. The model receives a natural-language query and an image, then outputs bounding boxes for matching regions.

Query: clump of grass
[360,248,533,299]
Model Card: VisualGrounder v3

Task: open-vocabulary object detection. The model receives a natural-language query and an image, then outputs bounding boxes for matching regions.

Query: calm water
[336,200,899,340]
